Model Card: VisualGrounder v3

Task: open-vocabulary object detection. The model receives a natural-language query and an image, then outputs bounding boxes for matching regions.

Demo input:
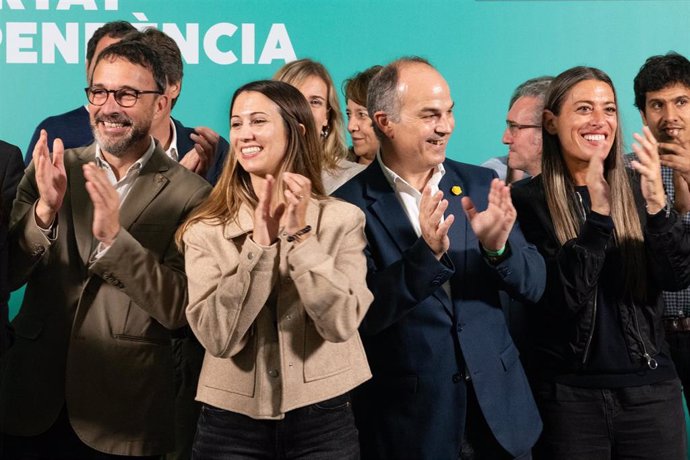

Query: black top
[512,175,690,388]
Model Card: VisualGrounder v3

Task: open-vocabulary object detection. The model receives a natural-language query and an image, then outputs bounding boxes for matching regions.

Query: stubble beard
[92,112,152,158]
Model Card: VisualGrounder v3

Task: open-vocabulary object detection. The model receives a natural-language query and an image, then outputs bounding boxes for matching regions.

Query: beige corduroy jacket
[183,197,373,419]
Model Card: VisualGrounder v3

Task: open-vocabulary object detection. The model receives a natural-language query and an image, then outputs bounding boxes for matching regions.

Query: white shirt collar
[165,118,179,162]
[377,151,445,195]
[95,136,156,182]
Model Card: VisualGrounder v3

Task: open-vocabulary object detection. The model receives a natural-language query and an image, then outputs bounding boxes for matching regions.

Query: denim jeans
[192,393,359,460]
[532,379,687,460]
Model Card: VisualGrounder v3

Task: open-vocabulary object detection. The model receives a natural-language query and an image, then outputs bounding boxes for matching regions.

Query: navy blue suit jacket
[334,159,545,459]
[25,107,228,185]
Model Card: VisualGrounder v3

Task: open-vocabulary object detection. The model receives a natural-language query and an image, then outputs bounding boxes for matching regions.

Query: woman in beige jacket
[176,80,373,459]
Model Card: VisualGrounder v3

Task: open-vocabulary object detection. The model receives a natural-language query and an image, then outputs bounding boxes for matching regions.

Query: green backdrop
[3,0,690,451]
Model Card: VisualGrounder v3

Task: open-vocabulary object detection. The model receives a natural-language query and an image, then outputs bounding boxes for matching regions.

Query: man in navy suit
[334,57,545,460]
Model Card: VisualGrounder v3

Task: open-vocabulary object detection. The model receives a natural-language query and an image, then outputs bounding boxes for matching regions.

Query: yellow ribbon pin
[451,185,462,196]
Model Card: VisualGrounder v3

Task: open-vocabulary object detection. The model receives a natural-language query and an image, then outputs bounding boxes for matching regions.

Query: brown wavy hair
[176,80,325,245]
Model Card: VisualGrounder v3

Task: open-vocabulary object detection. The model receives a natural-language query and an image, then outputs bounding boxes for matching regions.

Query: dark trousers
[667,330,690,411]
[192,393,359,460]
[165,334,204,460]
[0,406,160,460]
[532,379,687,460]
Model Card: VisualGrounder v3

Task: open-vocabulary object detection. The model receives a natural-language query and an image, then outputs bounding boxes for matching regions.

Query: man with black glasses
[25,22,227,187]
[482,76,552,184]
[0,41,211,459]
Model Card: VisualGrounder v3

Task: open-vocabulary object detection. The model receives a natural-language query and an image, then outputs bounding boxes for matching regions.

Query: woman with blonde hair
[274,58,365,193]
[178,80,372,459]
[512,66,690,460]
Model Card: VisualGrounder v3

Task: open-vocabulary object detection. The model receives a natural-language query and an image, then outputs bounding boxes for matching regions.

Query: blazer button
[247,252,254,260]
[268,369,279,378]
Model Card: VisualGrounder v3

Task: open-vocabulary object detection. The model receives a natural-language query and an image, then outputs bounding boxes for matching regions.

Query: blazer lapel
[119,148,171,230]
[71,145,96,265]
[364,161,419,254]
[440,167,468,292]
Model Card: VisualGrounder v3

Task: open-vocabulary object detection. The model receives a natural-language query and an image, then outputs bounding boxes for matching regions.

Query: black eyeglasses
[506,121,542,136]
[85,87,163,108]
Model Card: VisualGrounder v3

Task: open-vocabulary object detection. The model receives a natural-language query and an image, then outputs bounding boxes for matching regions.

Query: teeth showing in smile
[103,121,126,128]
[242,146,262,154]
[428,140,444,145]
[583,134,605,141]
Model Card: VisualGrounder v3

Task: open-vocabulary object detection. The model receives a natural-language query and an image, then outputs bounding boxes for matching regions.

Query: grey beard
[93,123,149,158]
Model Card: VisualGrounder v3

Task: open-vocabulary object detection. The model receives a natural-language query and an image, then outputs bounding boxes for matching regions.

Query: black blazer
[0,140,23,355]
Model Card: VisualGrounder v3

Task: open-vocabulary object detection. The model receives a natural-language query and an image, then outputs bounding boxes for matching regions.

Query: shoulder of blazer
[510,174,544,204]
[172,118,196,155]
[442,158,496,183]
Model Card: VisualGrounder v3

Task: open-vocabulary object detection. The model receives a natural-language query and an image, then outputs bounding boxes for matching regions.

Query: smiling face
[295,75,329,134]
[378,63,455,178]
[641,82,690,146]
[89,56,161,159]
[231,90,288,180]
[346,98,379,163]
[544,79,617,172]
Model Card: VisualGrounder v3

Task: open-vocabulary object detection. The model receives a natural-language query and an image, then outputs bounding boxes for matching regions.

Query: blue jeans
[532,379,687,460]
[192,393,359,460]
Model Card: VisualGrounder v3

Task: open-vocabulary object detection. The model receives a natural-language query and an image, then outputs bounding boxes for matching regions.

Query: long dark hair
[542,66,647,301]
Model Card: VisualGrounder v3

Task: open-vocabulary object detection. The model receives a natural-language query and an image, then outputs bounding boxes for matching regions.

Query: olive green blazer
[0,142,211,456]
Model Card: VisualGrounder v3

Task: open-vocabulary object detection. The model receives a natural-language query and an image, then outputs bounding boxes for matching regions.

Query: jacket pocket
[203,331,257,397]
[500,342,520,372]
[115,301,169,345]
[13,315,43,340]
[303,319,351,382]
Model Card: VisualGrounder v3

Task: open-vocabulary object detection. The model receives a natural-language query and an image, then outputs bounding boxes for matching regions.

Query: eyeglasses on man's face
[506,121,542,136]
[85,87,163,108]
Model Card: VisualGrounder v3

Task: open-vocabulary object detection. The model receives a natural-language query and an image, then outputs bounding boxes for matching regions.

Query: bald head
[370,57,455,178]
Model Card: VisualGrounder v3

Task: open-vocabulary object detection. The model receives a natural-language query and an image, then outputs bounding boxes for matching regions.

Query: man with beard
[25,22,227,186]
[634,52,690,413]
[0,41,211,459]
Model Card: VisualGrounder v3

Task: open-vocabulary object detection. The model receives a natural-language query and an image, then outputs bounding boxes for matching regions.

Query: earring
[321,126,330,139]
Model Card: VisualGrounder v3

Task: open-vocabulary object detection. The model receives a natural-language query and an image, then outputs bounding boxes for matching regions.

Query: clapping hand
[252,175,285,246]
[419,186,455,260]
[461,178,515,252]
[34,129,67,228]
[83,163,121,247]
[179,126,220,177]
[631,126,666,214]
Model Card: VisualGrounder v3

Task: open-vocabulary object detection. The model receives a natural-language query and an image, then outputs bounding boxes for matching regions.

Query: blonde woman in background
[274,58,366,193]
